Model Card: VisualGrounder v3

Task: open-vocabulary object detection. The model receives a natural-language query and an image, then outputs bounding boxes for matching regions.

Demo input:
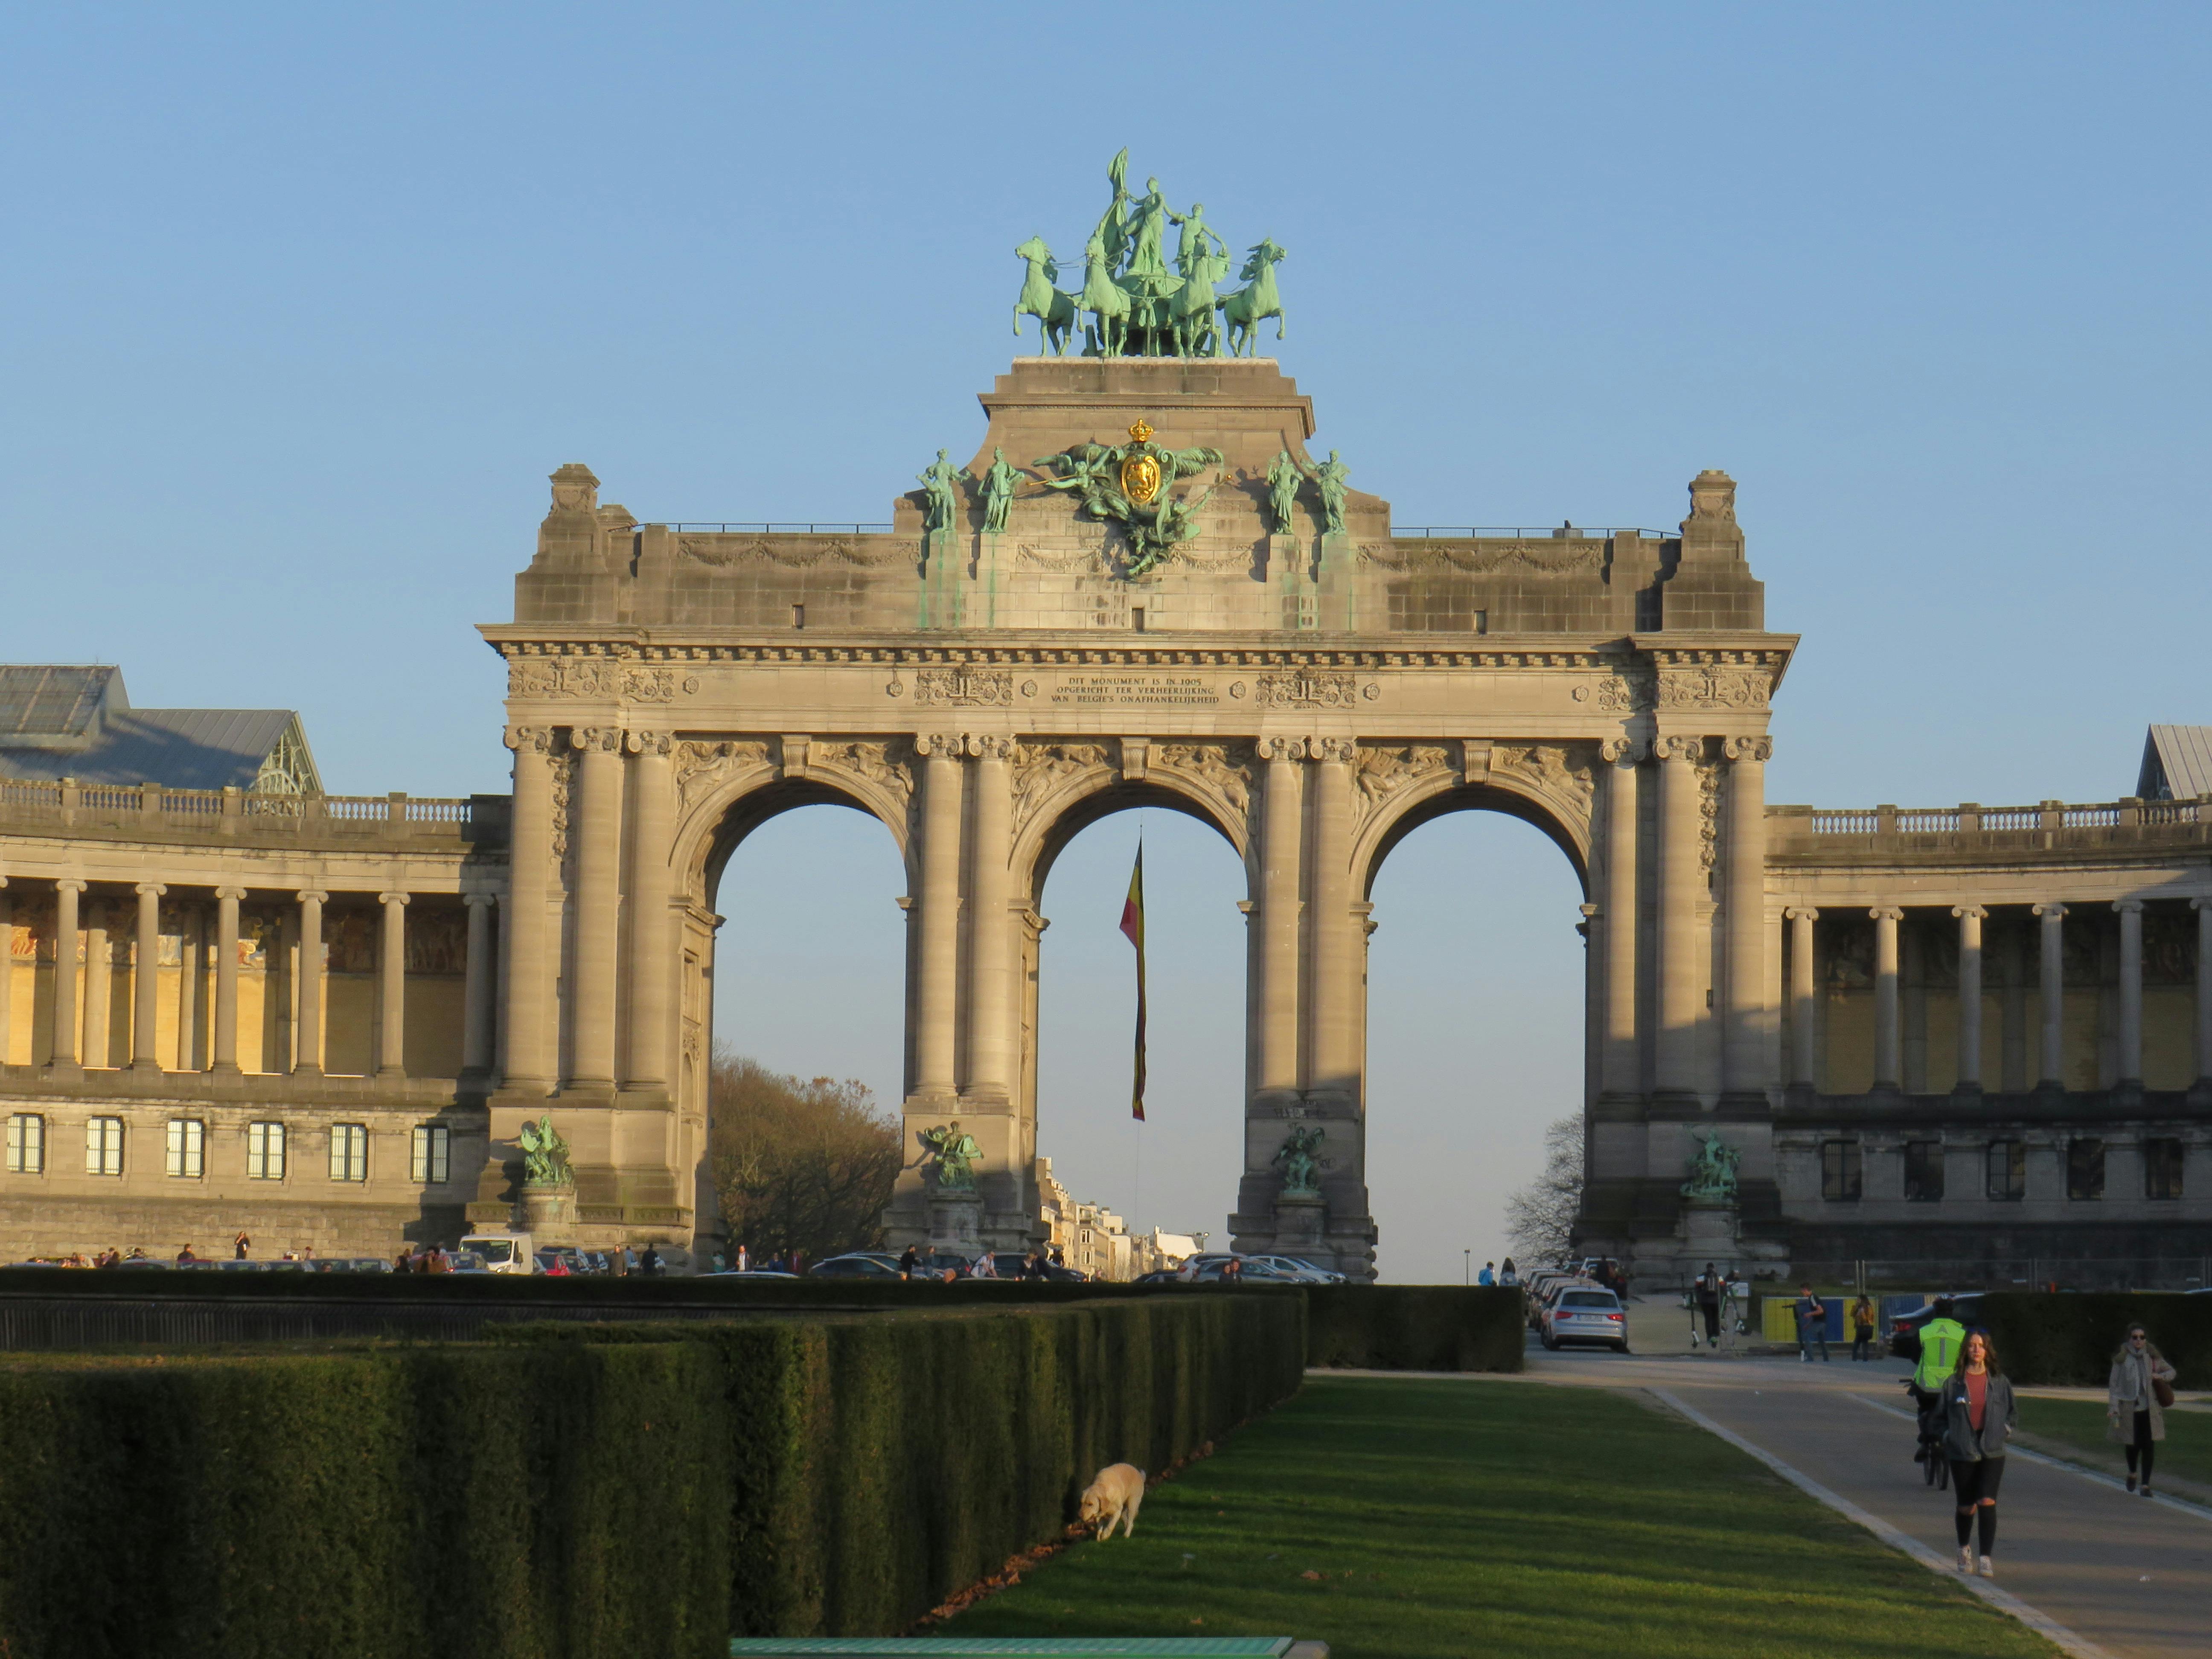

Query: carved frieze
[509,658,697,702]
[1493,742,1598,824]
[1358,540,1603,575]
[548,751,576,868]
[674,739,772,808]
[914,668,1014,707]
[1571,665,1655,712]
[678,536,911,568]
[1656,666,1771,709]
[809,739,915,811]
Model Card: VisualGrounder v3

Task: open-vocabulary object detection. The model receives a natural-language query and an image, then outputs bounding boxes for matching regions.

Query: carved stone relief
[674,739,773,809]
[1154,740,1257,820]
[1571,666,1655,712]
[678,536,911,568]
[1011,739,1112,839]
[1358,540,1604,575]
[914,668,1014,707]
[548,750,576,871]
[1492,742,1598,826]
[810,739,916,812]
[508,658,697,701]
[1656,666,1771,709]
[1352,742,1453,824]
[1253,671,1362,709]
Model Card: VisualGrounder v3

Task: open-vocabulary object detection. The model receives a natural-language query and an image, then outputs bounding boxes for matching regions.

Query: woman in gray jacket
[2107,1324,2180,1496]
[1938,1328,2016,1578]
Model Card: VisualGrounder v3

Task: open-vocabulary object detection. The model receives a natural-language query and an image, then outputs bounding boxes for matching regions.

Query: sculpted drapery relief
[1492,743,1599,828]
[1153,740,1257,821]
[1010,740,1112,838]
[809,739,916,812]
[1352,743,1453,824]
[674,739,773,809]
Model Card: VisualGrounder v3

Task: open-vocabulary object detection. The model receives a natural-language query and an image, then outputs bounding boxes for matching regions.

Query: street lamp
[1463,1249,1470,1286]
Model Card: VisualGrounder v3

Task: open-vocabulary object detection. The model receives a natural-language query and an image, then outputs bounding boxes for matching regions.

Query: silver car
[1541,1286,1628,1352]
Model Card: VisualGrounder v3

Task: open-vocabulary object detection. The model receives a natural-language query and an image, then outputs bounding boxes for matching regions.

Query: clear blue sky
[5,5,2206,1276]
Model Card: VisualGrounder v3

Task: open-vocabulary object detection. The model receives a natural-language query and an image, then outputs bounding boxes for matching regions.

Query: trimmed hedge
[1304,1285,1524,1372]
[0,1295,1303,1659]
[1976,1292,2212,1386]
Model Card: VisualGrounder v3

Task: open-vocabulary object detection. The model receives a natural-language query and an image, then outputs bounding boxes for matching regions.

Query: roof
[2137,725,2212,801]
[0,664,319,792]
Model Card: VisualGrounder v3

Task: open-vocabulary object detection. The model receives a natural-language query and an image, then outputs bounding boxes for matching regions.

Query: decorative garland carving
[678,536,910,568]
[1657,667,1771,709]
[508,659,697,701]
[1358,540,1604,575]
[1016,541,1106,572]
[1253,671,1361,709]
[548,750,576,869]
[914,668,1014,707]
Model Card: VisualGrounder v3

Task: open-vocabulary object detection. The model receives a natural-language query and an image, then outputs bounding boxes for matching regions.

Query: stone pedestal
[928,1187,985,1254]
[1270,1191,1327,1259]
[519,1184,577,1241]
[1631,1199,1788,1293]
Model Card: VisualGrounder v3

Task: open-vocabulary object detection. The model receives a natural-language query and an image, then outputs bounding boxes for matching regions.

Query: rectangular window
[1903,1141,1945,1202]
[1986,1139,2026,1201]
[329,1123,369,1183]
[2145,1137,2184,1202]
[411,1123,450,1185]
[246,1121,286,1182]
[1821,1139,1863,1202]
[85,1116,124,1177]
[2066,1137,2105,1201]
[164,1119,205,1180]
[6,1114,45,1175]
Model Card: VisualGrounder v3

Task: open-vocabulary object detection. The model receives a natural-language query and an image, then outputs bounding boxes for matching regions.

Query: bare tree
[1505,1114,1584,1270]
[707,1048,901,1264]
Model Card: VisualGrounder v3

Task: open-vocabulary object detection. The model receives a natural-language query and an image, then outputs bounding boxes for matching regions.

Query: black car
[1887,1294,1983,1361]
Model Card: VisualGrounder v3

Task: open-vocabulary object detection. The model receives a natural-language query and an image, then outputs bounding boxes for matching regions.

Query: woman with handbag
[2107,1323,2180,1496]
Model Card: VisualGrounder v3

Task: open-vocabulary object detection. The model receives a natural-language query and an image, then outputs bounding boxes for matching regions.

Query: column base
[41,1061,84,1083]
[1949,1081,1985,1102]
[1714,1089,1774,1121]
[291,1062,323,1080]
[375,1065,406,1082]
[2112,1078,2145,1108]
[211,1062,241,1078]
[129,1059,162,1075]
[1646,1088,1706,1118]
[2191,1078,2212,1109]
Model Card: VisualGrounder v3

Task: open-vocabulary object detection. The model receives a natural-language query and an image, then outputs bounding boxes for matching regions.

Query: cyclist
[1909,1297,1967,1461]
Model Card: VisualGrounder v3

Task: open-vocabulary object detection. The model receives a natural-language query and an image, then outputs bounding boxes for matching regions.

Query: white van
[456,1231,535,1275]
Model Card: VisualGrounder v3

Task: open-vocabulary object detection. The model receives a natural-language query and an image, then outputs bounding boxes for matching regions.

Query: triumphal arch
[7,156,2206,1281]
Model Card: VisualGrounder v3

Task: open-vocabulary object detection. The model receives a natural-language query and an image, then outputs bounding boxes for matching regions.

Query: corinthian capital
[968,734,1016,761]
[573,726,625,754]
[1599,737,1643,765]
[1310,737,1357,765]
[1723,736,1773,763]
[626,729,675,758]
[504,725,556,754]
[1654,735,1704,762]
[1258,736,1307,763]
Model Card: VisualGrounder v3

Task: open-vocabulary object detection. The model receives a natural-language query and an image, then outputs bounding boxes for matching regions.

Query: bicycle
[1904,1379,1950,1490]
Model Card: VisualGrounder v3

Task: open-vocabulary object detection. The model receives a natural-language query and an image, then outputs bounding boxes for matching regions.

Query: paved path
[1455,1313,2212,1659]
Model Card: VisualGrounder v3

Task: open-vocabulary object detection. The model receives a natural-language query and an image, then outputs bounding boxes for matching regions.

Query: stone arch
[669,739,914,908]
[1008,742,1252,902]
[1352,745,1595,901]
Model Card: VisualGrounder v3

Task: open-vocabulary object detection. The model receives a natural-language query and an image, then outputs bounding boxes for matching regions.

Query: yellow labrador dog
[1077,1463,1146,1539]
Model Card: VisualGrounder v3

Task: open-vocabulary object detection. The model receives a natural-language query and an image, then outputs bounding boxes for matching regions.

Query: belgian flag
[1119,846,1147,1121]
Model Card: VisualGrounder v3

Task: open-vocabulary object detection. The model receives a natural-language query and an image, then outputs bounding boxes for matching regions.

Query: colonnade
[1781,896,2212,1094]
[0,873,494,1080]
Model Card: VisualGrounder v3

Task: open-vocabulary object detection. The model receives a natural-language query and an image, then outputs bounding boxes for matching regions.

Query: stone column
[2033,902,2066,1089]
[213,885,244,1075]
[623,731,675,1089]
[175,902,200,1071]
[2195,897,2212,1091]
[965,735,1016,1103]
[1599,741,1641,1098]
[1871,906,1903,1090]
[1653,736,1703,1100]
[1787,907,1819,1089]
[1722,736,1771,1102]
[131,882,166,1071]
[569,726,624,1087]
[82,902,111,1068]
[501,726,557,1091]
[462,893,496,1077]
[1309,738,1357,1101]
[294,890,326,1077]
[0,878,10,1067]
[1257,738,1304,1103]
[49,879,84,1068]
[376,891,409,1078]
[1953,905,1986,1093]
[914,736,964,1098]
[2115,898,2145,1091]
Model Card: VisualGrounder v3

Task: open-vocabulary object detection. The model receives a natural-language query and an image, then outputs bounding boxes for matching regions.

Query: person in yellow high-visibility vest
[1911,1298,1967,1461]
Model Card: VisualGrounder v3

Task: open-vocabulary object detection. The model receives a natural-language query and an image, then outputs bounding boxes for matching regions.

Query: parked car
[809,1253,904,1279]
[1130,1268,1183,1286]
[1250,1254,1345,1284]
[1887,1294,1984,1361]
[1520,1271,1576,1325]
[1541,1286,1628,1352]
[1526,1274,1590,1328]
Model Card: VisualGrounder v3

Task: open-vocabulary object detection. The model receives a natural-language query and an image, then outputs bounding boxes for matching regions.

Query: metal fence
[1389,525,1670,540]
[664,522,894,535]
[1792,1258,2211,1294]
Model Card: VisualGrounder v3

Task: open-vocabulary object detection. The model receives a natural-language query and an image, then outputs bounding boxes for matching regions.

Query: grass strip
[2014,1395,2212,1488]
[940,1376,2061,1659]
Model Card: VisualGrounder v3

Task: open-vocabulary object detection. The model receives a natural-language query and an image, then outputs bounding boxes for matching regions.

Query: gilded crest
[1120,451,1162,504]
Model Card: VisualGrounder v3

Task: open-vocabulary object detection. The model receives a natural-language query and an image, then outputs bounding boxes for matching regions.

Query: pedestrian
[2107,1322,2179,1497]
[640,1244,662,1277]
[394,1246,415,1272]
[1477,1260,1496,1286]
[736,1242,750,1273]
[1499,1257,1519,1288]
[544,1253,571,1277]
[175,1243,197,1264]
[1794,1283,1830,1362]
[971,1248,998,1279]
[1850,1293,1878,1362]
[1693,1262,1724,1350]
[1220,1256,1244,1283]
[1021,1249,1047,1281]
[898,1244,920,1280]
[1938,1330,2014,1578]
[233,1231,251,1260]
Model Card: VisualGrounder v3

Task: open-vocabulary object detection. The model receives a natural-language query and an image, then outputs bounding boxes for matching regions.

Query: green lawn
[2014,1395,2212,1488]
[940,1376,2058,1659]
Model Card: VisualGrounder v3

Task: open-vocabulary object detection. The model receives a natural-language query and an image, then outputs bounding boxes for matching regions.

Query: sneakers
[2126,1475,2138,1493]
[1976,1556,1996,1578]
[1956,1547,1975,1572]
[2141,1484,2154,1499]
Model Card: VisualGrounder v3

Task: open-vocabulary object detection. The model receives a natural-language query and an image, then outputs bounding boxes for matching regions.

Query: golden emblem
[1119,419,1161,505]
